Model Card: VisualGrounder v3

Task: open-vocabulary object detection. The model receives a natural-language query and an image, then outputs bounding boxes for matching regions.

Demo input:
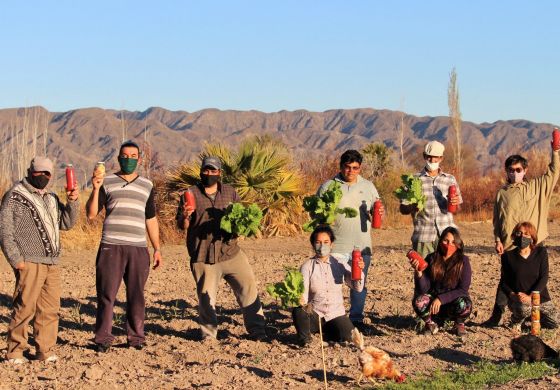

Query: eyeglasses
[507,167,524,173]
[31,171,51,178]
[342,165,361,172]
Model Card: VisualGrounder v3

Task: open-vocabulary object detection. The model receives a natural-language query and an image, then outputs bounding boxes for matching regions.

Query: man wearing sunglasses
[400,141,462,258]
[0,157,80,364]
[316,149,382,331]
[484,139,560,327]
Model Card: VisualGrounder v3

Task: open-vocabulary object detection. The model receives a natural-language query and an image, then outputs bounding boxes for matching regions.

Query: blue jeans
[333,252,372,323]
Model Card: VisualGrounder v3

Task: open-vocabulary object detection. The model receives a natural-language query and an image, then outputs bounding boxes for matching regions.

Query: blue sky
[1,1,559,125]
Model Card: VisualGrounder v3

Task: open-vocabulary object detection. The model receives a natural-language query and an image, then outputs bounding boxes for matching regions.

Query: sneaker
[247,332,269,342]
[423,321,439,335]
[453,323,466,336]
[8,357,27,365]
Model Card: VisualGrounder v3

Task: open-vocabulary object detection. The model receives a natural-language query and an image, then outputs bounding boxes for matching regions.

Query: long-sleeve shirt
[405,170,462,244]
[0,178,79,268]
[176,182,241,264]
[499,246,551,303]
[300,255,364,321]
[414,254,471,305]
[493,150,560,251]
[317,174,379,255]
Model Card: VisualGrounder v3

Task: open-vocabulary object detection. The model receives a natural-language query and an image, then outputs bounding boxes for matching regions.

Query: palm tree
[166,136,305,236]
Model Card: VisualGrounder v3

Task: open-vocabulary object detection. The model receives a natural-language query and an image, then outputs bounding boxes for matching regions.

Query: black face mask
[200,173,220,187]
[514,236,532,249]
[28,174,50,190]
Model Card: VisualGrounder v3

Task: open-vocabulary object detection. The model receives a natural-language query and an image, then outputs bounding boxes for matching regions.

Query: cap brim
[202,164,221,170]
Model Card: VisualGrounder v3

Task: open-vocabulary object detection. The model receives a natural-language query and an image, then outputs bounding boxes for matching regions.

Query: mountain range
[0,106,557,179]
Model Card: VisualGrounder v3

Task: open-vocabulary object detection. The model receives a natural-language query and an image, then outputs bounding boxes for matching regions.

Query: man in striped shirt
[86,140,162,352]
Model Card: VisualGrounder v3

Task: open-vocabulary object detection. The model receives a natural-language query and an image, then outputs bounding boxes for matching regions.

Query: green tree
[361,142,393,179]
[166,136,305,237]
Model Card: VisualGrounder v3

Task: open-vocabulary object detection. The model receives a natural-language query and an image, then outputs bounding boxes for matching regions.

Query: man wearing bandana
[400,141,462,258]
[176,156,267,342]
[484,139,560,327]
[0,157,80,364]
[86,140,162,352]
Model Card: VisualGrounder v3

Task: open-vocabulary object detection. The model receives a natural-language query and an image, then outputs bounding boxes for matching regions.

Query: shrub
[166,136,306,237]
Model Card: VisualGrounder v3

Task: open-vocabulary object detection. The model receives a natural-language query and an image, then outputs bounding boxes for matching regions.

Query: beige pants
[7,263,61,360]
[191,250,265,339]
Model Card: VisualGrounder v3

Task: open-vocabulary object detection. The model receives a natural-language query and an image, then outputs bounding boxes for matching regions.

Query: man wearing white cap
[400,141,462,257]
[0,157,80,364]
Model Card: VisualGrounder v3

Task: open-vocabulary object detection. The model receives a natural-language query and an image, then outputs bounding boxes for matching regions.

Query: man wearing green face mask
[86,140,162,352]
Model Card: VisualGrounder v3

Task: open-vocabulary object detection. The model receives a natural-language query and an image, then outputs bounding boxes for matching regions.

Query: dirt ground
[1,221,560,389]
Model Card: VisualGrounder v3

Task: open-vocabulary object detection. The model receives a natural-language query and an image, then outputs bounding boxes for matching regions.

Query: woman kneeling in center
[292,225,364,347]
[411,226,472,336]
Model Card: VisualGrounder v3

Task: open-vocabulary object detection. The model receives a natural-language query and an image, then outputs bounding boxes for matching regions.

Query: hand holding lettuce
[266,268,305,309]
[220,202,263,237]
[394,174,427,213]
[302,181,357,232]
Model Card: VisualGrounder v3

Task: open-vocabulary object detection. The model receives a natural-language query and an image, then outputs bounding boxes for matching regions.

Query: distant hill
[0,106,557,180]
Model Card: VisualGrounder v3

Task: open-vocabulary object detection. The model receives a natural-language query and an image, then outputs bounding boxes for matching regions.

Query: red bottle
[447,185,457,213]
[372,200,382,229]
[407,249,428,272]
[65,164,75,191]
[183,190,196,210]
[351,247,361,281]
[553,128,560,150]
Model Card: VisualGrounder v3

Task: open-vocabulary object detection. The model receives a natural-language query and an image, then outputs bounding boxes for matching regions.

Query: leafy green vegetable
[302,181,358,232]
[394,174,427,212]
[220,202,263,237]
[266,268,305,309]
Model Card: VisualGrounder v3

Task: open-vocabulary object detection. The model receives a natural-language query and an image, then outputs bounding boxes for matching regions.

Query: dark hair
[309,224,336,246]
[505,155,528,170]
[339,150,363,168]
[119,140,141,156]
[430,227,465,288]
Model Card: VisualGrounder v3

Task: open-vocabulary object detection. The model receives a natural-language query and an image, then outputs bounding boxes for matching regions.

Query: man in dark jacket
[176,156,266,341]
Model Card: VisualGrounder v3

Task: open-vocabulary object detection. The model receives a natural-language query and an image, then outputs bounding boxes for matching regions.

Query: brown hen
[351,328,406,383]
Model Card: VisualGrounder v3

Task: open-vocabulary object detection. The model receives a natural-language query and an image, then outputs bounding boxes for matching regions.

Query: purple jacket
[414,253,472,305]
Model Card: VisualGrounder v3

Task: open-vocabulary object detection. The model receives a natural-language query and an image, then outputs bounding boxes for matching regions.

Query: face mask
[440,243,457,258]
[514,236,532,249]
[507,171,525,184]
[118,157,138,174]
[28,174,50,190]
[314,244,331,258]
[425,161,440,172]
[201,173,220,187]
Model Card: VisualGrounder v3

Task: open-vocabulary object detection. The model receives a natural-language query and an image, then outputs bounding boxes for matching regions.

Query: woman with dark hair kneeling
[500,222,558,330]
[293,225,364,347]
[411,226,472,336]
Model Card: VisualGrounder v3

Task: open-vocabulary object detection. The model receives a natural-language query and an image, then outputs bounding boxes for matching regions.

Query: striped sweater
[98,173,156,247]
[0,178,80,268]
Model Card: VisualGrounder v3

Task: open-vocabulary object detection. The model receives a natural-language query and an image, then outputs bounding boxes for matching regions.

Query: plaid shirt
[176,183,241,264]
[404,169,462,244]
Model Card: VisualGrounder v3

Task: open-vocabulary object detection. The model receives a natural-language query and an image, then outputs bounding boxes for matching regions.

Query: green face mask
[118,157,138,174]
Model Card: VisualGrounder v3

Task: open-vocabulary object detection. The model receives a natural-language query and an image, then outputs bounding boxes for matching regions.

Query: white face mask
[314,244,331,258]
[507,171,525,183]
[425,161,440,172]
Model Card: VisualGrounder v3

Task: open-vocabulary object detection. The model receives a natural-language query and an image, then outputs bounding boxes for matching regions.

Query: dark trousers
[292,307,354,343]
[491,285,509,315]
[413,294,472,324]
[95,243,150,346]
